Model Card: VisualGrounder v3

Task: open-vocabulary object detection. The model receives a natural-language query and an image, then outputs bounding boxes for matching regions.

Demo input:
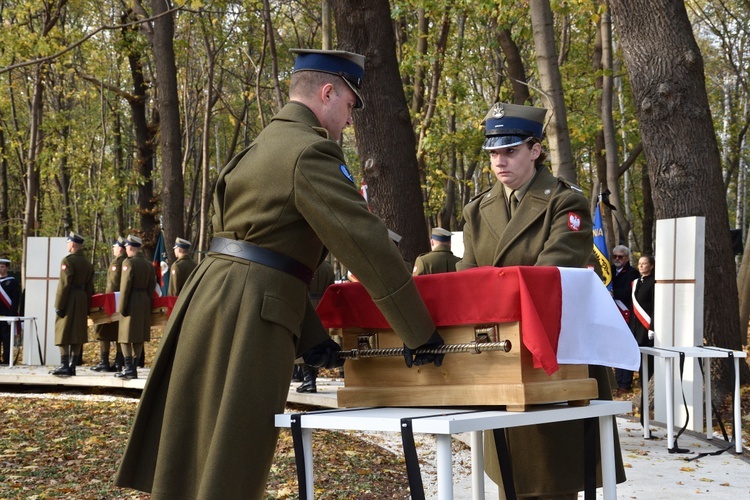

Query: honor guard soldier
[167,237,197,296]
[91,237,127,372]
[116,235,155,379]
[51,232,94,376]
[0,258,21,365]
[116,48,444,499]
[458,103,624,498]
[412,227,461,275]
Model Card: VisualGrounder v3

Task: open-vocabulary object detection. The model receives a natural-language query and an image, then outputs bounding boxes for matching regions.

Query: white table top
[275,400,632,435]
[640,345,747,359]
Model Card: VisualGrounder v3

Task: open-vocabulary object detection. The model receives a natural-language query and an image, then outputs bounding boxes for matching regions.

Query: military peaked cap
[483,102,547,150]
[291,48,366,109]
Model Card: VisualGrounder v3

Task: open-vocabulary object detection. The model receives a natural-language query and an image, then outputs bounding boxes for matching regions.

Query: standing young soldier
[91,237,127,372]
[116,235,155,379]
[167,237,197,296]
[458,103,624,498]
[51,232,94,376]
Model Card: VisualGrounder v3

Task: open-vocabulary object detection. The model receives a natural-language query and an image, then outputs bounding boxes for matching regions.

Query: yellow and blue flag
[593,202,612,290]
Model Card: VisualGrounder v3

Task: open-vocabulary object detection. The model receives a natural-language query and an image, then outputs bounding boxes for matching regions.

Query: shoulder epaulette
[558,177,584,194]
[468,187,492,203]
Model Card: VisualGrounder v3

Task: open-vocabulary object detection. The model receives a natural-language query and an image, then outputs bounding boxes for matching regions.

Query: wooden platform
[0,364,342,408]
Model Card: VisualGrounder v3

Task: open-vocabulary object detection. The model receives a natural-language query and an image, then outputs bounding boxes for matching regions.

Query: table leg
[436,434,453,500]
[642,351,650,438]
[598,415,616,500]
[666,358,675,450]
[302,428,313,499]
[470,431,485,500]
[704,357,712,440]
[9,320,16,367]
[734,357,743,453]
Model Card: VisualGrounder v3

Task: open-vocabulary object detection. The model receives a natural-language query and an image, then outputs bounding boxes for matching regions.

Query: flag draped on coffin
[592,201,612,291]
[153,231,168,296]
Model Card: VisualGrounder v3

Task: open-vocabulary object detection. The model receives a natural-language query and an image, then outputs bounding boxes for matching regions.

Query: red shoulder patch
[567,212,581,231]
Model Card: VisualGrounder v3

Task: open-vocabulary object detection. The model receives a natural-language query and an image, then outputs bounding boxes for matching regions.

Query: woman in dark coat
[631,255,655,380]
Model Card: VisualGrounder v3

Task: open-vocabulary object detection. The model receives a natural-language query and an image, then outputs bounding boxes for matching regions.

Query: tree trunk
[0,124,10,243]
[124,21,157,258]
[150,0,184,262]
[601,5,631,243]
[529,0,576,181]
[610,0,747,393]
[497,28,530,105]
[410,8,428,123]
[332,0,430,262]
[22,63,45,285]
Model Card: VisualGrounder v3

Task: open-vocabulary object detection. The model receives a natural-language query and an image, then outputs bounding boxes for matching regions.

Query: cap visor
[341,77,364,109]
[482,135,528,150]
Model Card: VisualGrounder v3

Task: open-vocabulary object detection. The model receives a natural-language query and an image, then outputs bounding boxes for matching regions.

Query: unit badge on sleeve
[567,212,581,231]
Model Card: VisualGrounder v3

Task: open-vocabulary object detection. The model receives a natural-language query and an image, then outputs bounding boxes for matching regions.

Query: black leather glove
[55,309,65,318]
[302,338,344,369]
[403,331,445,368]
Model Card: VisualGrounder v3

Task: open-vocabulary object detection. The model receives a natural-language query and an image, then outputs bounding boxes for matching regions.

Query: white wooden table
[276,400,631,500]
[639,345,745,452]
[0,316,37,367]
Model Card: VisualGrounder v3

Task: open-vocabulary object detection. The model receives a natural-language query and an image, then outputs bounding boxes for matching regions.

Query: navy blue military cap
[431,227,452,243]
[0,258,10,265]
[113,236,126,248]
[174,237,191,250]
[67,232,85,244]
[482,103,547,150]
[125,235,143,247]
[291,48,366,109]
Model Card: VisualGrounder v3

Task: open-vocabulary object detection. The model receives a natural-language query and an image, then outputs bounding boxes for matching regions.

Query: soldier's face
[113,245,123,257]
[320,84,355,141]
[488,142,540,190]
[0,264,7,276]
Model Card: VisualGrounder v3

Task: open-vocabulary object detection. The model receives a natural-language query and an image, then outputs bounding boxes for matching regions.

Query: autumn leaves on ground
[0,391,415,499]
[0,339,412,499]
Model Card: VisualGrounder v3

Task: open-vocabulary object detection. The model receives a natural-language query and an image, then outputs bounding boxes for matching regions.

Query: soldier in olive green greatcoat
[412,227,461,275]
[458,103,625,499]
[167,237,197,296]
[51,232,94,377]
[115,49,444,499]
[116,235,155,379]
[91,237,127,372]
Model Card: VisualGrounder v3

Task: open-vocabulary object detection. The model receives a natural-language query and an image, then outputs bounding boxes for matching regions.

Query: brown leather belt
[209,237,314,284]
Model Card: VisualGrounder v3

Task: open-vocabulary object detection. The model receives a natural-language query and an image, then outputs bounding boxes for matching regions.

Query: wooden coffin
[316,267,600,411]
[88,293,176,329]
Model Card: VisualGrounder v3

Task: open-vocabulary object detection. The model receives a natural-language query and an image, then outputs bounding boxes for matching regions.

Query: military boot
[50,355,73,377]
[292,364,304,382]
[296,366,317,393]
[115,356,137,379]
[91,355,111,372]
[112,350,124,373]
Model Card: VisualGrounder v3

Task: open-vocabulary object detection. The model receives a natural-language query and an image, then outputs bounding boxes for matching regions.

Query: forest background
[2,0,750,395]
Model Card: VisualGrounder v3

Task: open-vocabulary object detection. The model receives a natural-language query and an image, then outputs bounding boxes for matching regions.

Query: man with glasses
[611,245,640,395]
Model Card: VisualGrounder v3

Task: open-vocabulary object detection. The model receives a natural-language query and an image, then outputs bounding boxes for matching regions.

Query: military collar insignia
[339,164,355,183]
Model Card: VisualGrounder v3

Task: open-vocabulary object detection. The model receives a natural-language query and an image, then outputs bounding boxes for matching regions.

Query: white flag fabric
[556,267,641,370]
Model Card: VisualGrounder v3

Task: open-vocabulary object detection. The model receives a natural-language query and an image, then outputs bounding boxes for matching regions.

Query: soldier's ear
[529,142,542,160]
